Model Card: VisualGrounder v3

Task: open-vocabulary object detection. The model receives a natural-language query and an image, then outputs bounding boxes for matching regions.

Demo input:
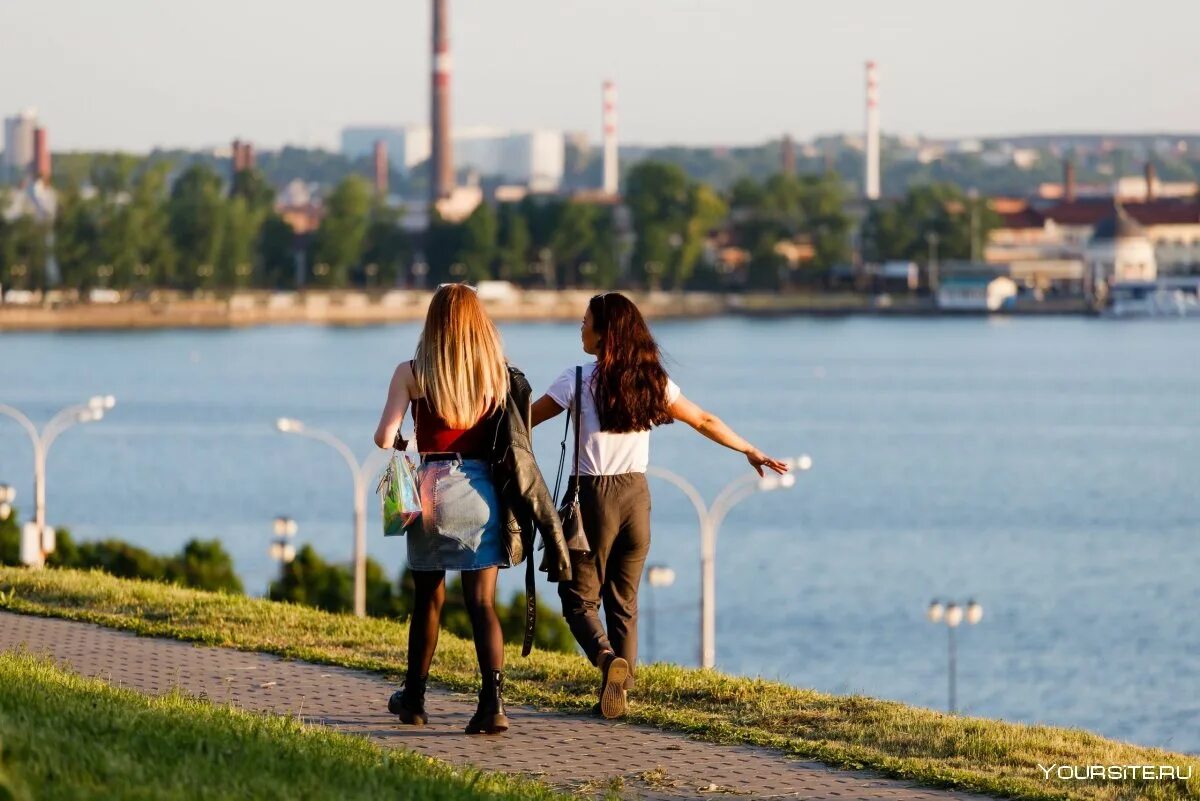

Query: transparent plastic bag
[378,451,422,536]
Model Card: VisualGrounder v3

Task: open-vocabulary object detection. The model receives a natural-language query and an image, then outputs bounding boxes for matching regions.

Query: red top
[414,397,493,457]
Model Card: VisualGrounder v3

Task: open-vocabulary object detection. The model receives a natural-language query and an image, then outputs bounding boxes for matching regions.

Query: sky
[2,0,1199,153]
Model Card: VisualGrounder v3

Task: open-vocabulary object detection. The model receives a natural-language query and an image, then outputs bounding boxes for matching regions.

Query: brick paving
[0,611,998,800]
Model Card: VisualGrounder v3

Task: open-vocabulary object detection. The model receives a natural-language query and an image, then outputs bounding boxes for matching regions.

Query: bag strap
[570,365,582,499]
[521,552,536,656]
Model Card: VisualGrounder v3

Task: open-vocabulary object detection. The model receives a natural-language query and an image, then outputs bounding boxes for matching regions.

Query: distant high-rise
[602,81,618,196]
[864,61,880,200]
[430,0,454,203]
[3,108,38,184]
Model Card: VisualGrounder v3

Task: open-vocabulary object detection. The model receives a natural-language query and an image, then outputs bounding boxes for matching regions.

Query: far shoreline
[0,289,1088,332]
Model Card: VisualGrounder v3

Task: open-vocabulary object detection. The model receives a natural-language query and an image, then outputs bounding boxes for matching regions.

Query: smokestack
[781,134,796,177]
[1063,159,1076,202]
[32,126,49,182]
[374,139,389,197]
[232,139,244,174]
[430,0,454,203]
[602,80,618,196]
[242,141,255,170]
[864,60,880,200]
[1144,161,1156,201]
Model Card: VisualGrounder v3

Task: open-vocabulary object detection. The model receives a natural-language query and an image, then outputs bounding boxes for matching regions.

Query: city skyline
[2,0,1200,153]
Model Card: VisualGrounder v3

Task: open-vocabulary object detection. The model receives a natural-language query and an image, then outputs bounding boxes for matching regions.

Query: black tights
[407,567,503,680]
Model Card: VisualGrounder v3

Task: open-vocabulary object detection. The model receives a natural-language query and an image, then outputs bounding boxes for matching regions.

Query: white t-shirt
[545,361,681,476]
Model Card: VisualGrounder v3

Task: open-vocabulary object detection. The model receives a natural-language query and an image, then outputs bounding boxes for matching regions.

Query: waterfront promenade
[0,610,990,801]
[0,289,1084,331]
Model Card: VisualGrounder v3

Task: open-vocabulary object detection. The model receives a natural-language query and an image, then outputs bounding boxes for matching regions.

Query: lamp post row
[0,396,116,566]
[2,402,817,673]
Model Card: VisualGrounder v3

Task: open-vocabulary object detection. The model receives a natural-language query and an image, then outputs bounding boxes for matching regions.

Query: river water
[1,316,1197,753]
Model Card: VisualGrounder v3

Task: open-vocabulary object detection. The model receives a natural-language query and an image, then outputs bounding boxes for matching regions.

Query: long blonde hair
[412,284,508,429]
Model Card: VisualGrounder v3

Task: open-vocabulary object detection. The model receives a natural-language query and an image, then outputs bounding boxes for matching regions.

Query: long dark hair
[589,293,674,433]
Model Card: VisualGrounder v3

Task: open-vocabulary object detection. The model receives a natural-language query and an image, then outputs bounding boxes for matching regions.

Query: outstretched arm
[373,361,415,449]
[668,393,789,476]
[531,394,565,427]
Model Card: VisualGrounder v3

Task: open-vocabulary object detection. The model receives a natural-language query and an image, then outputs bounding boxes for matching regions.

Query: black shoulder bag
[553,366,591,554]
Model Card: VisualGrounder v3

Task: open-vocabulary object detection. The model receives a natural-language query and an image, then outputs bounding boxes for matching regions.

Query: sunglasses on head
[437,283,478,293]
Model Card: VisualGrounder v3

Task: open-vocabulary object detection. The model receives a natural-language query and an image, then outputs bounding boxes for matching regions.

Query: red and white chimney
[430,0,454,203]
[602,80,619,196]
[32,126,50,182]
[864,60,880,200]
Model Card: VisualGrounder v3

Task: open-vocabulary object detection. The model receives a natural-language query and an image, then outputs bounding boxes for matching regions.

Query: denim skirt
[407,457,509,572]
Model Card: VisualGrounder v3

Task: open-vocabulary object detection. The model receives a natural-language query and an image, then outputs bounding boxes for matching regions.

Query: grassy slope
[1,568,1197,801]
[0,652,563,801]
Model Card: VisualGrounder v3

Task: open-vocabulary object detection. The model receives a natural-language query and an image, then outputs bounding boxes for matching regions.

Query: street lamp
[646,454,813,669]
[0,484,15,521]
[268,516,298,595]
[274,417,384,617]
[0,396,116,566]
[928,598,984,713]
[644,564,676,664]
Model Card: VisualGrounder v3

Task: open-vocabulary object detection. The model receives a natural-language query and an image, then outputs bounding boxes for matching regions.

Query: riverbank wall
[0,290,1085,331]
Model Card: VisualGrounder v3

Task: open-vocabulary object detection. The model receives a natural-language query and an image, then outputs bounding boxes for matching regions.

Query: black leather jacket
[488,365,572,583]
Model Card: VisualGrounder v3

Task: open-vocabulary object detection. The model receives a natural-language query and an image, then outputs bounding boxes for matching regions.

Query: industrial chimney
[1144,161,1156,201]
[1063,159,1076,203]
[864,60,880,200]
[430,0,454,203]
[374,139,389,197]
[32,126,49,182]
[781,134,796,177]
[602,80,618,196]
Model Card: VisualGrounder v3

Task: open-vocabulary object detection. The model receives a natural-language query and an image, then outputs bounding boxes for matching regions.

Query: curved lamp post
[275,418,384,617]
[927,598,984,713]
[646,454,812,669]
[0,395,116,566]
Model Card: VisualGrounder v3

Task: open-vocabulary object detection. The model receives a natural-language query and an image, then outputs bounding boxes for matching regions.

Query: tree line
[1,152,1000,295]
[0,505,573,652]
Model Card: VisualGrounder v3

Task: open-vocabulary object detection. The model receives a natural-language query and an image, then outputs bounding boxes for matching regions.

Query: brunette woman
[374,284,568,734]
[531,292,788,719]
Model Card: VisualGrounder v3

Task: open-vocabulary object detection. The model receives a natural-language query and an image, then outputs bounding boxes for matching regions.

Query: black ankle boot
[465,669,509,734]
[388,674,428,725]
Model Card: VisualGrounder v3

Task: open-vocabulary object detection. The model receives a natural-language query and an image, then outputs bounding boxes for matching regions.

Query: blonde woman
[374,284,569,735]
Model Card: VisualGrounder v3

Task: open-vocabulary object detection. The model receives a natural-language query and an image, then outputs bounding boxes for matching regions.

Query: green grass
[0,651,564,801]
[2,567,1198,801]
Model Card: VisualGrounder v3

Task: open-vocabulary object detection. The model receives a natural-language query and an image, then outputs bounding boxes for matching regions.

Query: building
[3,108,38,184]
[936,275,1018,311]
[341,125,564,191]
[1084,203,1158,302]
[990,196,1200,276]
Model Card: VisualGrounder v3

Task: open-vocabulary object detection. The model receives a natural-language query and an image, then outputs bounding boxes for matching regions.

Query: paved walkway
[0,612,995,800]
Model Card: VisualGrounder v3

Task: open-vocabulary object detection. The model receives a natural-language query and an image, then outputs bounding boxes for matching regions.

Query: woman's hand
[745,447,789,477]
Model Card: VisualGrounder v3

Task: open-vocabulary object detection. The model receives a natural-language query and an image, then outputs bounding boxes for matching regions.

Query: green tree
[165,539,243,594]
[312,176,373,287]
[269,545,353,613]
[0,211,52,291]
[259,213,297,289]
[459,202,498,282]
[496,202,531,280]
[625,161,691,286]
[168,165,227,290]
[361,203,409,287]
[53,187,103,290]
[861,183,998,264]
